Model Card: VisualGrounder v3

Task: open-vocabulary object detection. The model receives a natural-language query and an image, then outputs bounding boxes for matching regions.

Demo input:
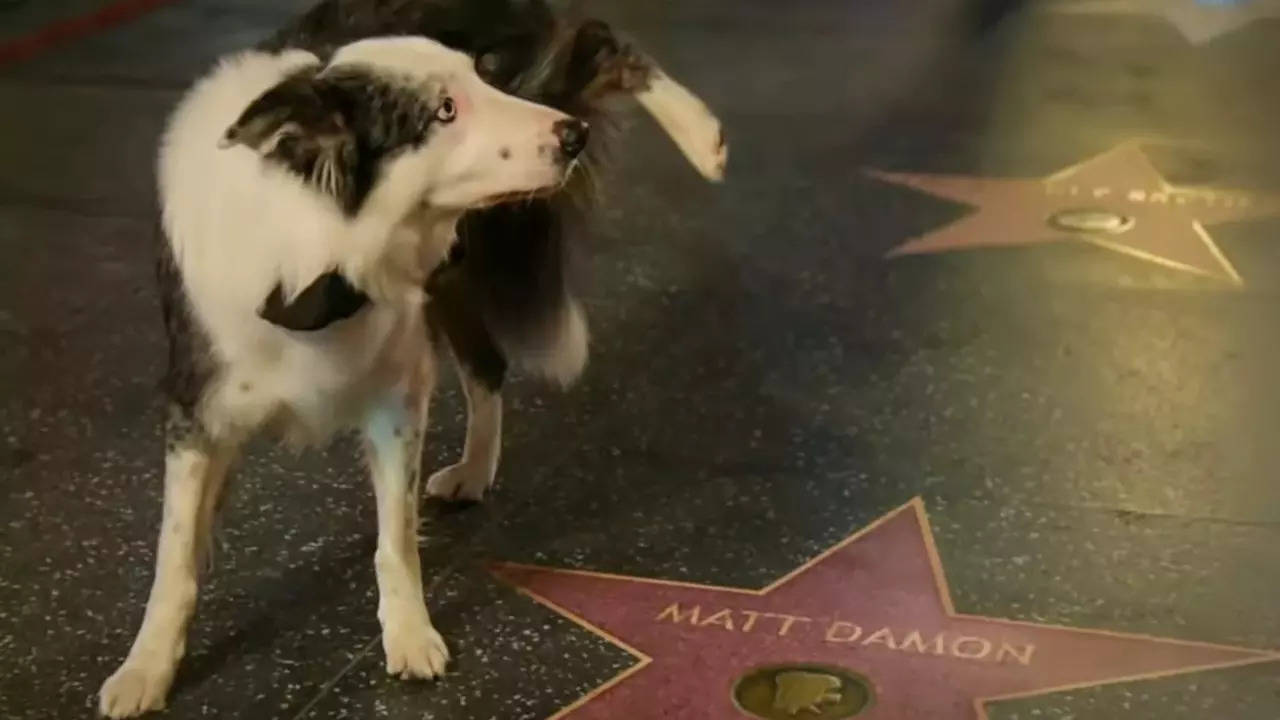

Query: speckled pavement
[2,1,1279,719]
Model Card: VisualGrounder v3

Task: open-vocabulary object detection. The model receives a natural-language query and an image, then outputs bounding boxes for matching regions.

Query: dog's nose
[554,118,589,160]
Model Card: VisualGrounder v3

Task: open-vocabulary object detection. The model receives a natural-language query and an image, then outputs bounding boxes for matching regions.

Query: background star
[868,142,1277,284]
[1050,0,1280,45]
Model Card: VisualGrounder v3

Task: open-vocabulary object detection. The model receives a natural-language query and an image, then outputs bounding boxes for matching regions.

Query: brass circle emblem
[1047,208,1136,235]
[732,664,874,719]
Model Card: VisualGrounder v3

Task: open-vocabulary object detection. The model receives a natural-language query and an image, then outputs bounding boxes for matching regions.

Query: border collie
[263,0,727,503]
[99,36,585,717]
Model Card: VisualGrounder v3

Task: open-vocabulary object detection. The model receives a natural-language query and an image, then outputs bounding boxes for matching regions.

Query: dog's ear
[223,70,340,149]
[227,70,332,147]
[258,271,370,332]
[222,71,358,205]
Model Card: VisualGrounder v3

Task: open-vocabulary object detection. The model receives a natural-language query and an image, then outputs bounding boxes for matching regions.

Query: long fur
[100,36,581,718]
[100,1,729,713]
[267,0,727,503]
[267,0,724,388]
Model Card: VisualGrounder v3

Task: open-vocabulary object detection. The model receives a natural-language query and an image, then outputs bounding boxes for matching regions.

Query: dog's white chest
[201,302,426,442]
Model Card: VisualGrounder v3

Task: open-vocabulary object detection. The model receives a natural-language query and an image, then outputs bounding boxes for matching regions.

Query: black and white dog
[264,0,727,503]
[100,36,587,717]
[101,1,724,717]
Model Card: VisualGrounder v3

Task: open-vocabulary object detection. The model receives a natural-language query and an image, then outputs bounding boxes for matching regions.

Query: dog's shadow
[171,488,498,696]
[171,531,374,693]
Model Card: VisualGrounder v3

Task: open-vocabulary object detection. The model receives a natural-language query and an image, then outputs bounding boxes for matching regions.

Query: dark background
[1,1,1278,718]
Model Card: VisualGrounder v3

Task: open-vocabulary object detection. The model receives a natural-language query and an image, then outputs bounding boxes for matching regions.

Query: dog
[101,1,727,715]
[98,35,587,718]
[263,0,728,503]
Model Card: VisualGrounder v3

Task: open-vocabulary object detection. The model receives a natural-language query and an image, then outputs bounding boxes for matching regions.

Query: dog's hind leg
[99,414,237,718]
[563,19,727,182]
[193,435,235,574]
[425,356,503,503]
[423,281,508,503]
[363,376,449,680]
[634,68,728,182]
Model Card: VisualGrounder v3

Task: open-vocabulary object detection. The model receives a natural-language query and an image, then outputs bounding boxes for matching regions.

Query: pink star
[493,499,1278,719]
[869,142,1279,284]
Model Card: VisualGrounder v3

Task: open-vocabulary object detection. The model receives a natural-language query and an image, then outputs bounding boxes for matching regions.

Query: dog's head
[267,0,726,181]
[223,36,587,331]
[466,10,728,183]
[224,36,587,217]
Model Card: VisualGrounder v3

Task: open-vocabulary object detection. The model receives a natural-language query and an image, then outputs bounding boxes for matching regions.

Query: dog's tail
[499,296,588,388]
[633,66,728,183]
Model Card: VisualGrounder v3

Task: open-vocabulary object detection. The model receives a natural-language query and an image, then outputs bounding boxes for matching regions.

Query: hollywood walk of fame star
[1050,0,1280,45]
[867,141,1279,285]
[492,499,1278,719]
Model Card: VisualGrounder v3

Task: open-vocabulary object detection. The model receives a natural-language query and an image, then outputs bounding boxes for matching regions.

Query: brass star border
[867,140,1278,286]
[493,498,1279,719]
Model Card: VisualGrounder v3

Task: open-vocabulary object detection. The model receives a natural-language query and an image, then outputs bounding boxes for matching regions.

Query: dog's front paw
[98,658,175,718]
[425,462,493,503]
[382,613,450,680]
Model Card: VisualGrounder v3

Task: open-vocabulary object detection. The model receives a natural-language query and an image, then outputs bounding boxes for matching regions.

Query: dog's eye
[435,98,457,124]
